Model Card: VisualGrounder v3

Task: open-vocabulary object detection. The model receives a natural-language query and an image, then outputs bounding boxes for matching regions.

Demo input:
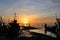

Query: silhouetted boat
[0,14,58,40]
[21,26,37,30]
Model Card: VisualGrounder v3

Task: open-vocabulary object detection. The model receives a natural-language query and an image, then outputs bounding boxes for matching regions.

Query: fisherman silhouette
[56,18,60,39]
[44,24,47,34]
[2,23,8,35]
[8,20,20,37]
[54,22,57,33]
[0,23,2,36]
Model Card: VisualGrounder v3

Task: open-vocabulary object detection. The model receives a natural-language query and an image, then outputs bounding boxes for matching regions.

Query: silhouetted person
[0,23,2,35]
[56,18,60,30]
[56,19,60,39]
[54,22,59,39]
[44,24,47,34]
[54,22,57,33]
[2,23,8,35]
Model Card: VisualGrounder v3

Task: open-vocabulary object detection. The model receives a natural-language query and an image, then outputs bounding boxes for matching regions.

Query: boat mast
[14,9,16,20]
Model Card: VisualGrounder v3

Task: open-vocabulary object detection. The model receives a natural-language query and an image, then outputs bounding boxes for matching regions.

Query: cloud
[0,0,19,5]
[49,0,60,5]
[52,0,60,3]
[0,0,60,18]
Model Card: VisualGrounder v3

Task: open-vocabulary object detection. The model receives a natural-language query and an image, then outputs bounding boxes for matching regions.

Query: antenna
[28,21,30,27]
[14,13,16,20]
[13,9,16,20]
[55,13,57,20]
[44,16,47,24]
[28,16,30,27]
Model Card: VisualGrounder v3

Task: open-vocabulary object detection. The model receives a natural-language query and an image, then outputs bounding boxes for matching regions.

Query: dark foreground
[0,32,57,40]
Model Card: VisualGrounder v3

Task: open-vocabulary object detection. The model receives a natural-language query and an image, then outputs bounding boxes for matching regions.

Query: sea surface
[30,27,57,38]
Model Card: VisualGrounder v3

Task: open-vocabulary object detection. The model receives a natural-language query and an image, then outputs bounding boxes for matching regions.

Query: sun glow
[21,17,30,26]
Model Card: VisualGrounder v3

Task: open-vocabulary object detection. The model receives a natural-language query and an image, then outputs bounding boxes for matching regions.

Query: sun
[22,17,30,26]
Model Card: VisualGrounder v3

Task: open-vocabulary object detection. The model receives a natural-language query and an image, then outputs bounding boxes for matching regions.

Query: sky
[0,0,60,26]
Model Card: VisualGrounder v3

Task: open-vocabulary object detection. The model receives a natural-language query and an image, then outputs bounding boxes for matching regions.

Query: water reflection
[30,28,57,38]
[19,27,57,38]
[20,30,32,37]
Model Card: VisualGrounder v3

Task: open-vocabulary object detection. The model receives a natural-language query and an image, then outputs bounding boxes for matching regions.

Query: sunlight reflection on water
[20,27,57,38]
[30,28,57,38]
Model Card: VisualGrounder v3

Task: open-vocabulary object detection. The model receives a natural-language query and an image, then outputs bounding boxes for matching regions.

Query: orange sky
[0,0,60,27]
[16,15,56,26]
[1,13,56,26]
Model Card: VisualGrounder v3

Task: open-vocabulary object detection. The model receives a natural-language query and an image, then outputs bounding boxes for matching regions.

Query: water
[20,27,57,38]
[30,28,57,38]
